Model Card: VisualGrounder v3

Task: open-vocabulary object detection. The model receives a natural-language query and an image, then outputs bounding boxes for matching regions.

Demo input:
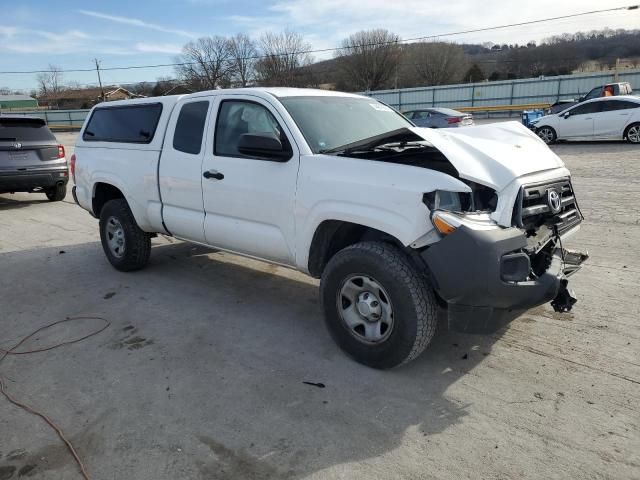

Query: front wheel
[320,241,438,369]
[99,199,151,272]
[625,123,640,144]
[536,126,557,144]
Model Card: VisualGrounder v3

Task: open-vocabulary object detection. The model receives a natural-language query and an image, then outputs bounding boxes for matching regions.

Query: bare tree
[228,33,257,87]
[408,42,468,86]
[334,29,401,91]
[255,30,313,87]
[36,64,64,104]
[175,36,233,91]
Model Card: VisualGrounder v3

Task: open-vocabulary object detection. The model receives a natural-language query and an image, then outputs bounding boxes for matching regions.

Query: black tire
[45,183,67,201]
[320,241,438,369]
[99,199,151,272]
[536,126,557,145]
[624,123,640,144]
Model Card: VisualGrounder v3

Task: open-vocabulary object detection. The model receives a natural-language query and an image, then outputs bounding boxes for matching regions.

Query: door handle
[203,170,224,180]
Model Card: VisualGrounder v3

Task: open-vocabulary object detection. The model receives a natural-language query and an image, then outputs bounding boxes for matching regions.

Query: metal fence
[361,69,640,113]
[1,109,89,128]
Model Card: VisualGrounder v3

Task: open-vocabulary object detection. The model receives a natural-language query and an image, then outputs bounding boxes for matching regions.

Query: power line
[0,4,637,75]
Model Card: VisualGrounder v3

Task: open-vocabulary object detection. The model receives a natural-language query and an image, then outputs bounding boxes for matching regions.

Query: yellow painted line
[48,124,82,131]
[457,103,551,112]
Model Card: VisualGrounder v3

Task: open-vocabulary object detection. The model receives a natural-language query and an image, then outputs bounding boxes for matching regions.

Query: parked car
[579,82,633,102]
[403,108,473,128]
[532,95,640,144]
[72,88,586,369]
[548,82,634,114]
[0,116,68,201]
[549,100,579,115]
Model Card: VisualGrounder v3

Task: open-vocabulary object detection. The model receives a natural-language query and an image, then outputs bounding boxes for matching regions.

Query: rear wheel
[45,183,67,201]
[625,123,640,144]
[537,126,557,144]
[99,199,151,271]
[320,241,438,369]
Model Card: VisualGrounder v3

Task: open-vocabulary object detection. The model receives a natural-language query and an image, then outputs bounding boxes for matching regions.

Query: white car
[532,95,640,144]
[72,88,587,368]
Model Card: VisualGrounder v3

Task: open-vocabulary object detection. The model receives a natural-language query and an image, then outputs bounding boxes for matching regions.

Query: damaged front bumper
[420,225,588,334]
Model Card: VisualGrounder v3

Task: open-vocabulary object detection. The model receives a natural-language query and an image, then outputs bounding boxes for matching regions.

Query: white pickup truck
[72,88,587,369]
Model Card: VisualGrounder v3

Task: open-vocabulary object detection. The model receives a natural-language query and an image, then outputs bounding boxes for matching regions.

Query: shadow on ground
[0,240,505,479]
[0,194,50,211]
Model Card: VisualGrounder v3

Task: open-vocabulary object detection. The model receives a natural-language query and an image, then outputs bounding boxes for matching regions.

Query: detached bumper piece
[421,225,588,334]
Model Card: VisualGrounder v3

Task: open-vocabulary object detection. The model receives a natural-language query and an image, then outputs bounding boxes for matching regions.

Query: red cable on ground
[0,316,111,480]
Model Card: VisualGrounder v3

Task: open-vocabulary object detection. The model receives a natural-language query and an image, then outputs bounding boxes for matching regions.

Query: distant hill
[308,28,640,91]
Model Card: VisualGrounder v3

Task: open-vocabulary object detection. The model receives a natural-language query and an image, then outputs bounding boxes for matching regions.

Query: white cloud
[78,10,200,38]
[0,27,134,55]
[135,42,183,54]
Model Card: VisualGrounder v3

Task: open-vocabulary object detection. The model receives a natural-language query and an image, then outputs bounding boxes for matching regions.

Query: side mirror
[562,111,571,119]
[237,133,291,161]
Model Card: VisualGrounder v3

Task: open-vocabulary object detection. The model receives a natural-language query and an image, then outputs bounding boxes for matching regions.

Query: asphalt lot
[0,131,639,480]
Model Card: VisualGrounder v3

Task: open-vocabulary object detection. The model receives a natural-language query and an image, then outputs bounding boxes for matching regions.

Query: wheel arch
[307,220,406,278]
[92,182,125,218]
[623,122,640,142]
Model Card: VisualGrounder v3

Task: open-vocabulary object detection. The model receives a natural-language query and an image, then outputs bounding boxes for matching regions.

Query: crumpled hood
[411,121,565,191]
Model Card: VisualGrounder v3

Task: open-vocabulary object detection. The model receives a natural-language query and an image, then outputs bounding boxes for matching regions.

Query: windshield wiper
[320,128,420,155]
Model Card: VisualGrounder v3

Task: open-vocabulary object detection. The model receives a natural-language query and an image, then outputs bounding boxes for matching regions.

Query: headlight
[431,211,502,236]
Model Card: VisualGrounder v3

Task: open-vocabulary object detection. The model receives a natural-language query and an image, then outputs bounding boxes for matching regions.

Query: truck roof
[91,87,366,109]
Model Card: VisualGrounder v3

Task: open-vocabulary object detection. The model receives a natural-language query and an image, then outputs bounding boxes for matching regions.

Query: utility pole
[94,59,105,102]
[614,58,620,82]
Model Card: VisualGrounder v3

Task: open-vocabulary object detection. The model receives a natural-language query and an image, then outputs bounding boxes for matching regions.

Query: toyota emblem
[547,189,562,214]
[13,142,22,149]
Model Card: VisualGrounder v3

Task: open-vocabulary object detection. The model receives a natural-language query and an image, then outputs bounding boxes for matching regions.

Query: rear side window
[173,101,209,154]
[602,100,639,111]
[83,103,162,143]
[0,118,55,142]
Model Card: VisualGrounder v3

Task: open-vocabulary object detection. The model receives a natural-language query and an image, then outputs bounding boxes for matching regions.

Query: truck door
[201,95,299,265]
[158,98,212,243]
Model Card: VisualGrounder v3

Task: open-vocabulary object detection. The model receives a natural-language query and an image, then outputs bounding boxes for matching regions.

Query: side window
[83,104,162,143]
[603,100,638,112]
[416,111,431,119]
[404,111,415,119]
[173,101,209,154]
[570,102,601,116]
[214,100,290,158]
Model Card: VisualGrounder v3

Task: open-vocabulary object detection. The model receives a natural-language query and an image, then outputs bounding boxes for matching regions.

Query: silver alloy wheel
[337,274,394,344]
[537,127,555,144]
[105,216,126,258]
[628,125,640,143]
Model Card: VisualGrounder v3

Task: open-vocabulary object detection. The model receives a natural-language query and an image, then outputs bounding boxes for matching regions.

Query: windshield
[279,96,413,153]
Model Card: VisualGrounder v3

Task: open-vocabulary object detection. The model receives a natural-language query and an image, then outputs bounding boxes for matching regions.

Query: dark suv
[0,116,68,201]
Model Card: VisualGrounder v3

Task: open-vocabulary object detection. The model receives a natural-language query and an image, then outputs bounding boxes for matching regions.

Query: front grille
[512,178,582,236]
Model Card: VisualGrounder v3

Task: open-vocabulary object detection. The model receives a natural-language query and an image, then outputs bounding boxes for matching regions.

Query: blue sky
[1,0,638,92]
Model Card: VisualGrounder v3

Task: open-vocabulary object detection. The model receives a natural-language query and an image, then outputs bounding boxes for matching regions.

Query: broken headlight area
[423,183,497,214]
